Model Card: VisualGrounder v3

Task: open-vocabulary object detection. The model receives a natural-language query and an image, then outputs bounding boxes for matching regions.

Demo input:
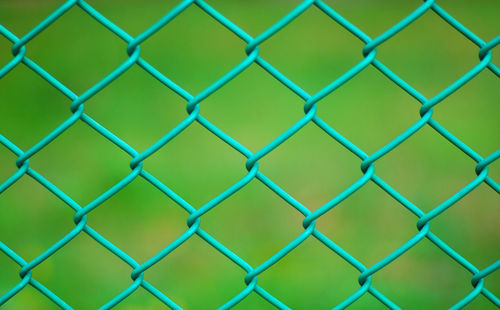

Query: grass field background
[0,0,499,309]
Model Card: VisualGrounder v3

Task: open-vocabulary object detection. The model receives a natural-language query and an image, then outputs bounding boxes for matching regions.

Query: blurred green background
[0,0,499,309]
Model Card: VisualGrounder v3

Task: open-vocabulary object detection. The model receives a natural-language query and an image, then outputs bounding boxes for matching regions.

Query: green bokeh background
[0,0,499,309]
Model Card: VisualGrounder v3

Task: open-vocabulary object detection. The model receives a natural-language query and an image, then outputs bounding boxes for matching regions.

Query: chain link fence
[0,0,499,309]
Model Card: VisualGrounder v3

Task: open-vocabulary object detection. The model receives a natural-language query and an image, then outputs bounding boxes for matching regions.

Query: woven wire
[0,0,499,309]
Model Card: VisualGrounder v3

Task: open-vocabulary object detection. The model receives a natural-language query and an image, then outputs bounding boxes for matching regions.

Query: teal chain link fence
[1,0,499,309]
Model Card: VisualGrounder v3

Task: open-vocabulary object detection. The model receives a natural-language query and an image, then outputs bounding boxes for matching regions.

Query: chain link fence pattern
[1,0,499,309]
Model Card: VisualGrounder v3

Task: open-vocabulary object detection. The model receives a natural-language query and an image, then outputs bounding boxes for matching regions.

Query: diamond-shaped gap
[202,178,305,266]
[0,1,64,36]
[258,121,361,211]
[84,0,180,37]
[0,64,71,150]
[0,175,74,260]
[140,3,246,94]
[34,232,134,309]
[202,63,305,152]
[0,250,25,298]
[315,181,417,267]
[375,125,480,213]
[375,8,479,97]
[145,234,246,309]
[112,286,177,310]
[0,34,12,67]
[206,0,303,38]
[2,284,61,310]
[488,159,500,192]
[373,238,473,309]
[144,120,248,208]
[88,176,188,263]
[317,65,421,153]
[321,0,425,39]
[258,237,360,309]
[28,120,132,206]
[229,291,279,310]
[430,182,500,269]
[25,5,128,94]
[464,293,500,310]
[259,4,365,94]
[346,293,389,310]
[433,69,500,157]
[84,64,187,151]
[435,0,500,40]
[0,144,18,183]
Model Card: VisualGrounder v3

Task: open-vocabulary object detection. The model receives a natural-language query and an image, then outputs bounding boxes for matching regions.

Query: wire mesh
[0,0,499,309]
